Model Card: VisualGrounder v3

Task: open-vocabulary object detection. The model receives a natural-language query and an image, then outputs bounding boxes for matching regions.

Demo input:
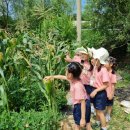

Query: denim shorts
[84,85,107,110]
[93,90,107,110]
[84,85,95,95]
[84,85,95,103]
[73,99,91,125]
[106,98,114,106]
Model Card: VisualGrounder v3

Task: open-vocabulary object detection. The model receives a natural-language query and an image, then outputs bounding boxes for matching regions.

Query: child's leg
[95,110,101,126]
[106,106,112,116]
[86,122,93,130]
[75,124,80,130]
[106,106,112,122]
[96,110,107,128]
[106,99,114,122]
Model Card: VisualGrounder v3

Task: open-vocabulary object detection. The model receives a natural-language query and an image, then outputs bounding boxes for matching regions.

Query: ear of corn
[43,79,53,95]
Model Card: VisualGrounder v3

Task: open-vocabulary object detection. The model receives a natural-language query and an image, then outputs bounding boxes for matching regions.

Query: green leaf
[0,100,3,106]
[23,38,27,44]
[0,85,7,107]
[33,70,42,80]
[31,64,41,71]
[0,68,5,79]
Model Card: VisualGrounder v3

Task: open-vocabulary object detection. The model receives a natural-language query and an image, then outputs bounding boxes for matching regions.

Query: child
[87,47,110,130]
[44,62,92,130]
[73,47,95,115]
[104,57,117,122]
[65,47,95,115]
[65,47,92,87]
[78,47,92,85]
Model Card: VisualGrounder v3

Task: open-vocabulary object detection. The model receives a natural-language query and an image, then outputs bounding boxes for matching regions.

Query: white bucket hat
[92,47,109,64]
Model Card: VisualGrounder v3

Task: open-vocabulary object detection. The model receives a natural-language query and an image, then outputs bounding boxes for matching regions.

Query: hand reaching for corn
[43,76,54,81]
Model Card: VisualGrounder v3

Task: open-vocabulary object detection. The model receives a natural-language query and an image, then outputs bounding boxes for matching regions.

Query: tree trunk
[76,0,81,42]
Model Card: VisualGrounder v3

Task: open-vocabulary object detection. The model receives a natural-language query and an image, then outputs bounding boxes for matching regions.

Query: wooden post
[76,0,81,42]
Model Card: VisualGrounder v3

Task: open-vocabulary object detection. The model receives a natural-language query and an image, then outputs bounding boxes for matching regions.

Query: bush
[0,109,62,130]
[126,114,130,122]
[55,88,67,110]
[118,70,130,81]
[82,30,105,48]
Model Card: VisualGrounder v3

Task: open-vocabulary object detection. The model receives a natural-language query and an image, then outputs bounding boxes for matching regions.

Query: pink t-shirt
[70,80,88,105]
[106,71,117,98]
[93,66,109,88]
[80,61,92,85]
[72,55,81,63]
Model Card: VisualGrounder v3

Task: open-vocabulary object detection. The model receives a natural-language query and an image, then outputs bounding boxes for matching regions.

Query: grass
[116,80,130,88]
[92,70,130,130]
[91,100,130,130]
[108,70,130,130]
[108,101,130,130]
[116,70,130,88]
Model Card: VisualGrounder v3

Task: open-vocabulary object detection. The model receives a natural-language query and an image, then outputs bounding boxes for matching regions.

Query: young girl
[104,57,117,122]
[44,62,92,130]
[65,47,92,88]
[87,48,110,130]
[73,47,95,115]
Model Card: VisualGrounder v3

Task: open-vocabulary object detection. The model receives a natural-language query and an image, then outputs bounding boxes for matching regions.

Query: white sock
[101,127,107,130]
[106,113,111,122]
[91,105,95,113]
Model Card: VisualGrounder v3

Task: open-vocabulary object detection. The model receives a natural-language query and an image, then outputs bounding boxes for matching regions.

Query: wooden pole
[76,0,81,42]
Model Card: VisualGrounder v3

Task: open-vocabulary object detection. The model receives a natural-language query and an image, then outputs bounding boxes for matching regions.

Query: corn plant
[0,29,72,112]
[0,67,9,112]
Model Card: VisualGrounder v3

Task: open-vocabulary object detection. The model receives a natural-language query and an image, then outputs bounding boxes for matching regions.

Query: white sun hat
[92,47,109,64]
[74,47,82,53]
[77,47,89,55]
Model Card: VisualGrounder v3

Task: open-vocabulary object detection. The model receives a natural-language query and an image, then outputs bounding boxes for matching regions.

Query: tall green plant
[0,108,61,130]
[0,30,71,112]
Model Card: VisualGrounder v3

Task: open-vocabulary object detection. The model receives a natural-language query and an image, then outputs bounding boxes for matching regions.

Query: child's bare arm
[90,82,108,98]
[80,99,86,127]
[44,75,68,81]
[112,83,116,97]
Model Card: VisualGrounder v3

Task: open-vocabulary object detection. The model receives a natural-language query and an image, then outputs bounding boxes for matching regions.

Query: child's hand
[65,51,70,56]
[44,76,53,81]
[66,54,70,58]
[80,118,86,127]
[64,54,71,62]
[90,90,97,98]
[108,94,113,100]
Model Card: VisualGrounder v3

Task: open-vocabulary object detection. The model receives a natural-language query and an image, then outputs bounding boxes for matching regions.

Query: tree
[0,0,10,29]
[83,0,130,54]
